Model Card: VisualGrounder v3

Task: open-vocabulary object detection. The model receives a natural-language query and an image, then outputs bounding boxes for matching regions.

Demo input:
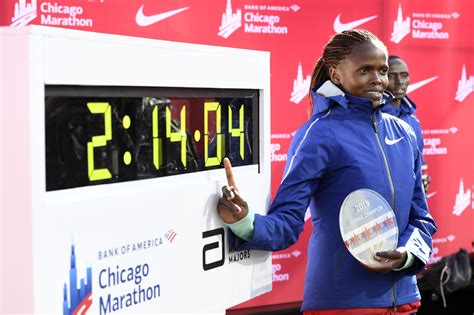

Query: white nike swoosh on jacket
[136,5,190,27]
[385,136,404,145]
[333,14,378,33]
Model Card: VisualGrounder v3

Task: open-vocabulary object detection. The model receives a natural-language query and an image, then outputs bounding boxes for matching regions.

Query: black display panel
[45,86,259,191]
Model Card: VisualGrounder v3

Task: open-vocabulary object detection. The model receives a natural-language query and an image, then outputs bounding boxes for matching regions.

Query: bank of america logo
[452,178,471,216]
[291,250,301,257]
[455,65,474,102]
[391,4,410,44]
[218,0,242,39]
[290,63,311,104]
[165,229,178,243]
[63,244,92,315]
[11,0,37,26]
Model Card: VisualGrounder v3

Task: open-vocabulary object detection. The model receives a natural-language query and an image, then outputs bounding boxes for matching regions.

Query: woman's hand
[217,158,249,224]
[365,247,408,273]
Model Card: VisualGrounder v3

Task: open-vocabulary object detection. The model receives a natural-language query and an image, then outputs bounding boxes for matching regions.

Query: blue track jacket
[232,81,437,311]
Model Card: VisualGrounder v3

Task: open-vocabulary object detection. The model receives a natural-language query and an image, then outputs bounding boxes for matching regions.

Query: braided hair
[308,29,387,115]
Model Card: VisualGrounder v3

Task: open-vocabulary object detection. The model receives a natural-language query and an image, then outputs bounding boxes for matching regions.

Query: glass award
[339,189,398,268]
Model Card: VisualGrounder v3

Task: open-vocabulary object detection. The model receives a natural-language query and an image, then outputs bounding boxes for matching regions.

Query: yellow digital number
[166,106,187,168]
[152,105,163,169]
[87,102,112,181]
[228,105,245,159]
[204,102,223,167]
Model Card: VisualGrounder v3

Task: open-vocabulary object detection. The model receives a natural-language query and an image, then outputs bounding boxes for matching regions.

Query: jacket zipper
[371,113,398,313]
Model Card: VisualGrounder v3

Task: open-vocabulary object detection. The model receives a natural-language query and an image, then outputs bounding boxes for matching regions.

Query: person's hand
[365,247,408,273]
[217,158,249,224]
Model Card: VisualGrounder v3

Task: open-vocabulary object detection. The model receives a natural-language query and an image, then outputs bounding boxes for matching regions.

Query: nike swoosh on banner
[426,192,437,199]
[333,14,378,33]
[136,5,190,27]
[385,136,404,145]
[407,76,438,94]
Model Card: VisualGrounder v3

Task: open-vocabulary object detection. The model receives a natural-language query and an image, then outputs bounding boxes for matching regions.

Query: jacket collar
[402,96,417,114]
[383,95,416,117]
[311,80,392,115]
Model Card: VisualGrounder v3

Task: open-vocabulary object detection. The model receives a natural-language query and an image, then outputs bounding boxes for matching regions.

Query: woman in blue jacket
[217,30,437,314]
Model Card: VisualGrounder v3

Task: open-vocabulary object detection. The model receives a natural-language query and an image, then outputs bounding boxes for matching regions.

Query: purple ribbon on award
[339,189,399,267]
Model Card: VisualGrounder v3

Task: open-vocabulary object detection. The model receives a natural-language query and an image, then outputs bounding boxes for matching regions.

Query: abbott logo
[218,0,242,39]
[11,0,37,26]
[290,62,311,104]
[455,65,474,102]
[452,178,471,216]
[202,228,225,271]
[391,4,410,44]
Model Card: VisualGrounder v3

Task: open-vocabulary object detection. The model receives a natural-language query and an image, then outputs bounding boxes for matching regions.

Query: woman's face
[330,41,389,108]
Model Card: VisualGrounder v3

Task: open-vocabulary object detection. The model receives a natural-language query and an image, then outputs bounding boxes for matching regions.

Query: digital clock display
[45,86,259,191]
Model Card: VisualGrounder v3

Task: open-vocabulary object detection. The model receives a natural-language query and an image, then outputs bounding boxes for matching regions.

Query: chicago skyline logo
[391,4,410,44]
[452,178,471,216]
[218,0,242,38]
[11,0,37,26]
[290,62,311,104]
[63,244,93,315]
[455,65,474,102]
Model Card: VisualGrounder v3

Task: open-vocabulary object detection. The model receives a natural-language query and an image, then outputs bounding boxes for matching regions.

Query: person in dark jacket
[384,55,431,192]
[217,30,437,314]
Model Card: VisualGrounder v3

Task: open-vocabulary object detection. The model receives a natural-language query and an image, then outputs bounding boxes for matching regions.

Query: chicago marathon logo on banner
[270,131,296,163]
[11,0,36,26]
[290,62,311,104]
[218,0,300,39]
[63,244,93,315]
[270,142,287,163]
[63,231,176,315]
[391,4,460,44]
[455,65,474,102]
[423,137,448,155]
[272,263,289,282]
[10,0,95,28]
[452,178,471,216]
[422,127,457,156]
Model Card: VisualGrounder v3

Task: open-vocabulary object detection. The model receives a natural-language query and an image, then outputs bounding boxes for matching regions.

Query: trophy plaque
[339,189,398,267]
